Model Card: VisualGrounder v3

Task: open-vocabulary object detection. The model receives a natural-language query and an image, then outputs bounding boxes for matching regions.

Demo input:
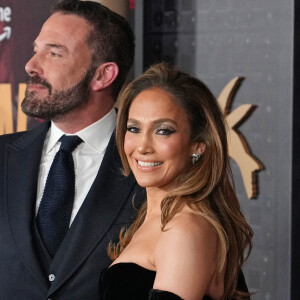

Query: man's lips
[27,84,49,91]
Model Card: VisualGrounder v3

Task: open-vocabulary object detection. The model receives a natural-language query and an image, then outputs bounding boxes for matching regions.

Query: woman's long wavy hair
[109,62,253,299]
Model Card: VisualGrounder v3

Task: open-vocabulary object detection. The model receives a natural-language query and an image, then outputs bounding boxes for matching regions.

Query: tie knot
[59,135,83,153]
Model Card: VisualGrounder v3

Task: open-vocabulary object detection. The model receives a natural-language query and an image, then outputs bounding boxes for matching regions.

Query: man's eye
[127,126,140,133]
[51,52,61,57]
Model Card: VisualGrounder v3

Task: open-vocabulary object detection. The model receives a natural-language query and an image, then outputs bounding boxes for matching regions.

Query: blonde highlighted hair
[110,62,253,299]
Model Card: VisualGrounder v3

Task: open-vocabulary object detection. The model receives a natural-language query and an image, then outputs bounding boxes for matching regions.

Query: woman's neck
[144,187,167,221]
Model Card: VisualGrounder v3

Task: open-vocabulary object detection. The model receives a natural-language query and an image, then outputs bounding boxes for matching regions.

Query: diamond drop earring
[191,153,201,164]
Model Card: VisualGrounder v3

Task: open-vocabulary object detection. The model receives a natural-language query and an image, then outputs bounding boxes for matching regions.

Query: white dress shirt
[36,108,117,224]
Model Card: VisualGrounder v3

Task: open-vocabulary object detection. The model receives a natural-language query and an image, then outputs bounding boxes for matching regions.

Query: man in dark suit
[0,1,143,299]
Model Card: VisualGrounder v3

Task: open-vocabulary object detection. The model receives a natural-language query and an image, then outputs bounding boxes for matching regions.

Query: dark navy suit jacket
[0,121,144,299]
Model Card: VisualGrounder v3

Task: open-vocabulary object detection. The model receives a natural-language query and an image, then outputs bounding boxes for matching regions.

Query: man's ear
[90,62,119,91]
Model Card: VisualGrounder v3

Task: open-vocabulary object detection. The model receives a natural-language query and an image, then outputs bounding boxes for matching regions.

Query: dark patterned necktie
[36,135,83,258]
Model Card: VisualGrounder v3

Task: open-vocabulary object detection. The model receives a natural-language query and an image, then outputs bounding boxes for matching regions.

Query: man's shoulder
[0,132,27,165]
[0,121,50,149]
[0,131,27,145]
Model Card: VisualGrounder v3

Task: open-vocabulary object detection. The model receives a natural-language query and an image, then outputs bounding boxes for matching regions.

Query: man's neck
[53,95,115,134]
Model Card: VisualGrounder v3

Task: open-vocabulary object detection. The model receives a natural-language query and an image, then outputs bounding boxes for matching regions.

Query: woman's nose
[137,133,153,154]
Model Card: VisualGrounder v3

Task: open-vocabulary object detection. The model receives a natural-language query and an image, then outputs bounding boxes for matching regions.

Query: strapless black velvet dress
[100,262,213,300]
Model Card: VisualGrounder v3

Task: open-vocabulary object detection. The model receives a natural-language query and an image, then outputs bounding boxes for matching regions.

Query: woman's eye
[156,128,176,136]
[127,126,140,133]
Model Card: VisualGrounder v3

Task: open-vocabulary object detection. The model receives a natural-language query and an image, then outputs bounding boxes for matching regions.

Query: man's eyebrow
[46,43,68,52]
[32,41,68,53]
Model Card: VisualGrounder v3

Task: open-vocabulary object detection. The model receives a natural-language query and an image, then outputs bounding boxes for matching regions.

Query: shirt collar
[46,108,117,154]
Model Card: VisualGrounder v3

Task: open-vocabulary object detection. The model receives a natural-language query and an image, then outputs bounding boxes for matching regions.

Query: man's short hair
[52,0,135,100]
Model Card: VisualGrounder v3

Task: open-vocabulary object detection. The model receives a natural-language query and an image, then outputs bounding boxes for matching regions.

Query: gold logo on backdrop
[0,83,27,134]
[218,77,263,199]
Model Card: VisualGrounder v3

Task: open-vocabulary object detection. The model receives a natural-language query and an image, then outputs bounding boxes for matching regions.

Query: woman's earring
[191,153,201,164]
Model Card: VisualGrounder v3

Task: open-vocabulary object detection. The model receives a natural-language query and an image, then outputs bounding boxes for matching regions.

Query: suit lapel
[48,132,137,294]
[5,122,50,290]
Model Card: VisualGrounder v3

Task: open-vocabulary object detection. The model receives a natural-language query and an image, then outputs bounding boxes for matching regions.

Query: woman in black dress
[101,63,253,300]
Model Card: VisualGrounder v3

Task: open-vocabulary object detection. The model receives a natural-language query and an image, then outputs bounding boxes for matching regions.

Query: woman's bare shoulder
[152,209,221,300]
[164,208,217,240]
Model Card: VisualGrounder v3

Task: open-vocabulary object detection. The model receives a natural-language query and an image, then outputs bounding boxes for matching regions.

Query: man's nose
[25,54,43,77]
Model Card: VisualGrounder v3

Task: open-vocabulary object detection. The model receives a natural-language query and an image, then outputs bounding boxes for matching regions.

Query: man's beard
[22,65,96,121]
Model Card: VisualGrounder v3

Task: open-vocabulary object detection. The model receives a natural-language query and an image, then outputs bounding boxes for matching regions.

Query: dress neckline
[104,262,213,300]
[109,262,156,273]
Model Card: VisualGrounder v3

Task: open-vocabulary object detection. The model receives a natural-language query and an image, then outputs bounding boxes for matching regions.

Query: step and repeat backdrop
[0,1,56,133]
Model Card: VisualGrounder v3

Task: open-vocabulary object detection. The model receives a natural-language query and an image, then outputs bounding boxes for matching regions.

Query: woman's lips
[137,160,163,167]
